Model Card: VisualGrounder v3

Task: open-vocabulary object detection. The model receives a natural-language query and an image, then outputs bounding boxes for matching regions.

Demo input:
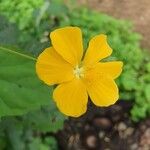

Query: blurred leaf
[28,138,49,150]
[131,104,148,122]
[0,0,44,30]
[45,137,58,150]
[0,136,6,149]
[121,70,138,90]
[47,0,68,16]
[35,1,50,27]
[0,16,19,46]
[23,104,66,132]
[146,62,150,72]
[0,47,52,117]
[144,84,150,101]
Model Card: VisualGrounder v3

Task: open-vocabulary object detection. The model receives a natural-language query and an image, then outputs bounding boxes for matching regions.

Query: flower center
[73,65,84,79]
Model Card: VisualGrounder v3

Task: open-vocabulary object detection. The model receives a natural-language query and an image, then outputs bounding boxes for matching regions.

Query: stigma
[73,65,84,79]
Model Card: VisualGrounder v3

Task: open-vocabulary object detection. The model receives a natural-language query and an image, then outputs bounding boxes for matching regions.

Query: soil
[55,101,150,150]
[78,0,150,49]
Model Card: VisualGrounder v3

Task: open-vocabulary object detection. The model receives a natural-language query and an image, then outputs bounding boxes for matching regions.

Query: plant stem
[0,46,36,61]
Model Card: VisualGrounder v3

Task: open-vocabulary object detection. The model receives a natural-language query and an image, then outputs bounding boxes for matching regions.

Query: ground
[78,0,150,49]
[55,101,150,150]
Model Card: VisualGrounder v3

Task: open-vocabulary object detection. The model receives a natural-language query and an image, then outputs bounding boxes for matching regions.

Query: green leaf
[121,70,138,90]
[45,137,58,150]
[47,0,68,16]
[23,105,66,132]
[131,104,148,121]
[144,84,150,101]
[0,16,19,46]
[146,62,150,73]
[0,47,51,117]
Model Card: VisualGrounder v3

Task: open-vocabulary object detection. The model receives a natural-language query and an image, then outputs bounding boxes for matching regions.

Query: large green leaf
[23,105,66,132]
[0,47,52,117]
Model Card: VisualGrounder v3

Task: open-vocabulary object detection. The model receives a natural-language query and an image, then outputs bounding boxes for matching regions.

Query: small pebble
[118,122,127,131]
[99,131,105,139]
[140,128,150,145]
[86,135,97,148]
[84,124,90,130]
[104,137,110,142]
[43,31,49,36]
[40,37,48,43]
[130,143,138,150]
[124,127,134,137]
[93,117,112,130]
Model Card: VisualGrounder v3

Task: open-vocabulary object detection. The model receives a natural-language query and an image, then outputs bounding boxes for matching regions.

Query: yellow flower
[36,26,123,117]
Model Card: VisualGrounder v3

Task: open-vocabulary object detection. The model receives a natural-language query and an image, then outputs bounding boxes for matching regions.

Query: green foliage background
[0,0,150,149]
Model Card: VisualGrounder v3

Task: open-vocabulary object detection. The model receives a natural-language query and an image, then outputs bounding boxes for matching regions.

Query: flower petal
[53,79,88,117]
[92,61,123,79]
[50,26,83,66]
[84,69,119,106]
[36,47,74,85]
[83,34,112,67]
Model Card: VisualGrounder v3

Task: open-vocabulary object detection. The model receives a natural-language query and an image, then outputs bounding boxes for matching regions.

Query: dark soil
[56,100,150,150]
[78,0,150,49]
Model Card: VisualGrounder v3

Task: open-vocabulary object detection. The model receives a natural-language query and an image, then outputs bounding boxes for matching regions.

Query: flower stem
[0,46,36,61]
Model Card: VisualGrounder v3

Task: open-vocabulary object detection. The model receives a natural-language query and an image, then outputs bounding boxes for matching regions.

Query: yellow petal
[83,34,112,67]
[53,79,88,117]
[84,69,119,106]
[36,47,74,85]
[50,26,83,66]
[92,61,123,79]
